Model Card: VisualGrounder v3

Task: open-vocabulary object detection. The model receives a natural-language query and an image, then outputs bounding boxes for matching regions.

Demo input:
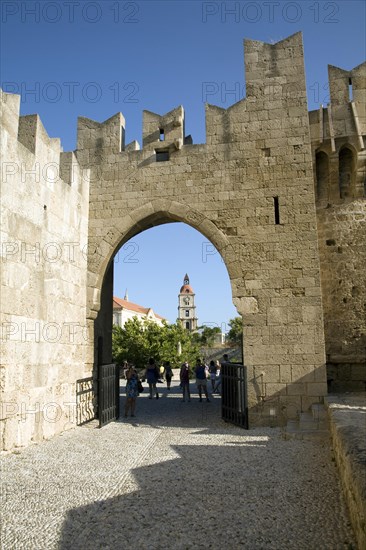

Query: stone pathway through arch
[1,377,356,549]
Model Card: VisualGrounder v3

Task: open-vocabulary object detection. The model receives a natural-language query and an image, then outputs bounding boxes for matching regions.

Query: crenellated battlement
[18,114,62,156]
[244,32,307,101]
[309,61,366,203]
[142,105,186,151]
[328,62,366,107]
[1,89,21,139]
[2,35,364,182]
[76,112,125,166]
[1,89,87,194]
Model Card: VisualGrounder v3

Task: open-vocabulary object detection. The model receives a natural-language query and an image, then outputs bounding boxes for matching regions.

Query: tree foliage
[112,318,200,369]
[227,316,243,345]
[198,325,221,347]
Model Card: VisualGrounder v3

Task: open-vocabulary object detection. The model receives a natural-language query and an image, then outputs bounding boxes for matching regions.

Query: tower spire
[124,289,129,301]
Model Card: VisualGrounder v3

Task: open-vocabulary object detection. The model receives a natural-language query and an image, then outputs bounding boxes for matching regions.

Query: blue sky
[1,1,365,327]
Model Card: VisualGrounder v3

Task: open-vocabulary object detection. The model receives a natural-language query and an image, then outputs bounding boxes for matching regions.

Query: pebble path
[1,376,356,549]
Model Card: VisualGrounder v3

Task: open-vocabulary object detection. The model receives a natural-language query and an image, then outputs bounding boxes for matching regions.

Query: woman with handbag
[124,365,139,418]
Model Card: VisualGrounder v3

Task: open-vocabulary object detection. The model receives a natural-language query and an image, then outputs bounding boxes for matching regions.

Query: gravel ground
[0,377,356,550]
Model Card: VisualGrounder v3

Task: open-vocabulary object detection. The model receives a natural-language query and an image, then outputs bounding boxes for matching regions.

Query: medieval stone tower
[177,274,198,331]
[1,32,365,451]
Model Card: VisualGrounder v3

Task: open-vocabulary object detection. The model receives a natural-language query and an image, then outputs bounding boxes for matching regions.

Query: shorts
[196,378,207,387]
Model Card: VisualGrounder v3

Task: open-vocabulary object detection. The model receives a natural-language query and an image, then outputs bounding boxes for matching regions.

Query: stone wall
[316,201,366,391]
[325,395,366,550]
[1,32,364,451]
[0,90,91,450]
[82,33,328,427]
[309,61,366,391]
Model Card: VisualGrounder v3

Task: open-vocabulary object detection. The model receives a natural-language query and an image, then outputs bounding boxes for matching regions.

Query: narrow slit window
[348,78,353,101]
[159,128,165,141]
[273,196,280,225]
[120,127,125,152]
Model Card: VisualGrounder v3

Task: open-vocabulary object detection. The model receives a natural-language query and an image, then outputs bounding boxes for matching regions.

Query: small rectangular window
[273,196,280,225]
[348,78,353,101]
[159,128,165,141]
[156,150,169,162]
[185,310,189,317]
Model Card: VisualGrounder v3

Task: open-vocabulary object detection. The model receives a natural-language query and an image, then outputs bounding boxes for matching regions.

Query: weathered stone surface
[325,394,366,550]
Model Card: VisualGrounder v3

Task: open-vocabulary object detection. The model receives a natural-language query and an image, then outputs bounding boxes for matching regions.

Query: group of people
[179,357,223,402]
[123,354,228,418]
[145,358,174,399]
[123,358,173,417]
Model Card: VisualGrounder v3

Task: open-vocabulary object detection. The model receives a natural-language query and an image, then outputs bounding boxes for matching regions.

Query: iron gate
[98,363,120,427]
[221,362,248,429]
[76,376,96,425]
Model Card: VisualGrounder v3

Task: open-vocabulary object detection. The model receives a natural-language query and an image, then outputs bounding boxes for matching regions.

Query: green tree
[199,325,221,347]
[227,316,243,345]
[112,317,148,368]
[112,318,200,369]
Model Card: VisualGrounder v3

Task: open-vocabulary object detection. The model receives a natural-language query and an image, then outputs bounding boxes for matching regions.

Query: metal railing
[76,376,96,426]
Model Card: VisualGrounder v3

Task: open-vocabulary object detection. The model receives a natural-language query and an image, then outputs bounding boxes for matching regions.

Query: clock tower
[178,274,198,331]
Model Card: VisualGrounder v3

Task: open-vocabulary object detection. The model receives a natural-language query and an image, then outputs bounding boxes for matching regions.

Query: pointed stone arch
[338,144,356,198]
[315,150,330,201]
[87,199,240,320]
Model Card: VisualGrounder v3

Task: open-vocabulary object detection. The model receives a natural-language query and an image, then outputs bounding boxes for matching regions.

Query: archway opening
[94,220,243,424]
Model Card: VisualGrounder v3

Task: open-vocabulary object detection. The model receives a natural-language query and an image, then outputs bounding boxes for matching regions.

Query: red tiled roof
[113,296,165,320]
[180,284,194,293]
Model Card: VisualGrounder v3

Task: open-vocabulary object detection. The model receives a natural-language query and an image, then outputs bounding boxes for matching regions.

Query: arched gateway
[85,33,327,430]
[4,32,364,450]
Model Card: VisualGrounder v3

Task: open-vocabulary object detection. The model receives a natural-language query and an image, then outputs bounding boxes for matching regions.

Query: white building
[113,295,165,328]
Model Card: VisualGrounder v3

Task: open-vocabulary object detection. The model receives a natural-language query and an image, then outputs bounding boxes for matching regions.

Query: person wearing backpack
[164,361,173,390]
[180,361,191,402]
[195,358,210,403]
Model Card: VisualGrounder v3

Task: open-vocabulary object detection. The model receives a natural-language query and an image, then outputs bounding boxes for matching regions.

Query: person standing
[208,360,217,392]
[145,357,159,399]
[214,354,228,394]
[180,361,191,402]
[159,363,165,381]
[195,358,210,403]
[213,359,221,394]
[124,365,139,417]
[164,361,173,390]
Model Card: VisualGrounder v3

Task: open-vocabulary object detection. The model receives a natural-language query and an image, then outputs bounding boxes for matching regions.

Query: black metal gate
[98,363,120,427]
[76,376,96,425]
[221,362,248,429]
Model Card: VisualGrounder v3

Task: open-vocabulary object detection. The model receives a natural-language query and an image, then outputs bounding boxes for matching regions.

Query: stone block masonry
[0,91,91,450]
[1,32,365,451]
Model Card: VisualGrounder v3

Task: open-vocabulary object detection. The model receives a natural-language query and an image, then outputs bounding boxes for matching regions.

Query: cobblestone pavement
[1,378,357,549]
